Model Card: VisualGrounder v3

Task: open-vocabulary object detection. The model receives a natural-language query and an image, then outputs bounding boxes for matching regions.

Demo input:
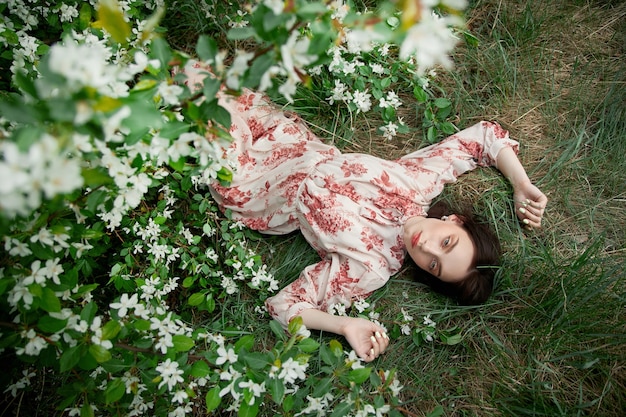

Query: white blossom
[277,357,308,385]
[155,359,185,391]
[352,90,372,113]
[216,346,238,366]
[380,122,399,140]
[399,12,461,74]
[110,293,139,318]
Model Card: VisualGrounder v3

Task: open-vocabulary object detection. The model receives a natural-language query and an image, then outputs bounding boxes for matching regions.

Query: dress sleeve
[402,121,518,168]
[397,121,519,201]
[265,253,388,329]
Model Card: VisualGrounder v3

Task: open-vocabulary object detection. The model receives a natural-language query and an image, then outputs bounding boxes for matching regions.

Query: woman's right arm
[496,146,548,228]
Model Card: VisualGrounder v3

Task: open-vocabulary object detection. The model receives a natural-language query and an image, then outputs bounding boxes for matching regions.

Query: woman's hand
[299,309,389,362]
[340,317,389,362]
[513,181,548,229]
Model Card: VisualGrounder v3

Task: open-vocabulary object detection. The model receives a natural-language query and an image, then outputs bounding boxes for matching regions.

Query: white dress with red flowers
[181,61,519,329]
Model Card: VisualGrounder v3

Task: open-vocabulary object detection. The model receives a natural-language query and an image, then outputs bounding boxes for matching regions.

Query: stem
[395,406,420,417]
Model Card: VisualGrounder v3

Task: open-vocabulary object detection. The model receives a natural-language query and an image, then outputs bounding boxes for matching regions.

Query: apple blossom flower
[277,357,308,385]
[110,293,139,318]
[399,12,462,75]
[216,346,238,366]
[353,90,372,113]
[155,358,185,391]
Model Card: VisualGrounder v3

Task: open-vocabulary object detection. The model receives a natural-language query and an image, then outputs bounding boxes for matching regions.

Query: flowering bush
[0,0,467,415]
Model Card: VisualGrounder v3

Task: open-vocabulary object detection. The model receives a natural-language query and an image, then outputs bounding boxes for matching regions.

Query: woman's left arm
[496,146,548,228]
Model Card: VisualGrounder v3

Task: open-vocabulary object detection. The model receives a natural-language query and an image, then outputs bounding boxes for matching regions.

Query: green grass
[162,0,626,415]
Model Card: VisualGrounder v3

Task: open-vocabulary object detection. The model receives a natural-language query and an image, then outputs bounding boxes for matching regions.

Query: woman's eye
[443,237,450,247]
[429,259,437,270]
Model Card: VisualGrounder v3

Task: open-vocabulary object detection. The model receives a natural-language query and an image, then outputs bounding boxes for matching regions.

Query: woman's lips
[411,232,421,248]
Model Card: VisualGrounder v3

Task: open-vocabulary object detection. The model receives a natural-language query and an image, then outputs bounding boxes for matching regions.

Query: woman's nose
[421,240,440,256]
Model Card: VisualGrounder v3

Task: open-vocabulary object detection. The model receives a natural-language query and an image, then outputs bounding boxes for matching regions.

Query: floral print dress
[181,61,519,329]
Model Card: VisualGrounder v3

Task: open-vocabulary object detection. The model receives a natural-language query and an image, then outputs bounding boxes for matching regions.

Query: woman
[181,61,548,362]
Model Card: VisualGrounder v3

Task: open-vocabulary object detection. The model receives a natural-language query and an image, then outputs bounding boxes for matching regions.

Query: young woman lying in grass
[181,61,548,362]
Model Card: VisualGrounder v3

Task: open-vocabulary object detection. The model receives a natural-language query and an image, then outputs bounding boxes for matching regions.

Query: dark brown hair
[407,201,501,305]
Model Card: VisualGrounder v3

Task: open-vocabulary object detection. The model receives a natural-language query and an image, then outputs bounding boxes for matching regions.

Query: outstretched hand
[513,181,548,229]
[341,317,390,362]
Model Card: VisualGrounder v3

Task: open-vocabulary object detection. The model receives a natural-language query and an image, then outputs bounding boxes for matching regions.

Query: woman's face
[403,215,475,282]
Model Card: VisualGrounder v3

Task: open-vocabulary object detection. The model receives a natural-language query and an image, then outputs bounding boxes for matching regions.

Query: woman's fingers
[366,330,389,361]
[518,202,545,228]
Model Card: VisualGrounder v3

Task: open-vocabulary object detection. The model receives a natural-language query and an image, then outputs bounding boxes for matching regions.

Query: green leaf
[436,106,452,120]
[104,378,126,404]
[0,95,40,124]
[101,359,129,374]
[40,287,61,312]
[172,335,195,352]
[312,377,333,397]
[282,394,294,412]
[97,0,131,44]
[347,367,371,384]
[0,278,11,295]
[188,292,205,306]
[81,401,95,417]
[197,35,218,63]
[287,316,303,336]
[434,98,451,109]
[243,53,275,90]
[182,276,196,288]
[169,157,185,172]
[330,400,352,417]
[227,27,256,41]
[238,398,259,417]
[216,167,233,184]
[413,86,428,103]
[132,79,158,92]
[101,320,121,341]
[440,332,463,345]
[269,320,287,340]
[242,351,268,370]
[202,75,222,101]
[190,360,211,378]
[411,331,423,347]
[328,339,343,357]
[205,293,216,313]
[463,31,480,47]
[38,315,68,333]
[159,121,190,140]
[297,337,320,353]
[89,344,112,363]
[48,97,77,122]
[82,167,113,188]
[319,344,336,367]
[202,99,231,129]
[296,2,328,18]
[234,334,254,353]
[121,96,164,141]
[427,125,436,143]
[263,10,289,31]
[269,376,285,404]
[81,302,97,322]
[74,284,98,297]
[78,2,92,30]
[427,405,445,417]
[205,386,222,412]
[440,121,457,135]
[60,345,83,372]
[133,319,151,331]
[14,71,38,98]
[150,37,172,71]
